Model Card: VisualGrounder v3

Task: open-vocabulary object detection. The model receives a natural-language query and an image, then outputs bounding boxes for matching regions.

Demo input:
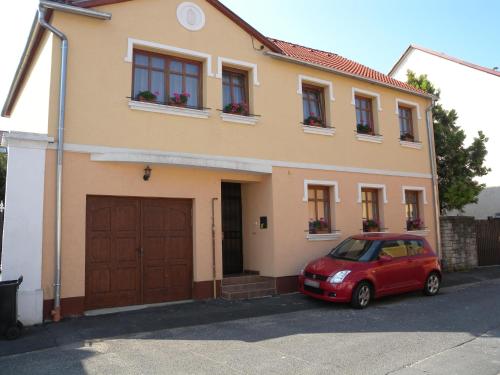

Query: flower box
[357,123,372,135]
[304,115,323,127]
[223,102,249,116]
[400,133,415,142]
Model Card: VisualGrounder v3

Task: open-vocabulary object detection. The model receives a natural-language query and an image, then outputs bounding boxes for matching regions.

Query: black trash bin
[0,276,23,340]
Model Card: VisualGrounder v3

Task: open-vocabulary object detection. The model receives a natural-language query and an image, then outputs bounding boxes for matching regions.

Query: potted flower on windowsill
[304,115,323,127]
[223,102,249,116]
[400,132,415,142]
[406,218,423,231]
[309,218,329,234]
[357,123,372,135]
[169,92,190,107]
[363,219,379,232]
[136,90,158,102]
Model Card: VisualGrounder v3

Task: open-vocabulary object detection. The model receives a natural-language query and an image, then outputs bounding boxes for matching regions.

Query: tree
[406,70,490,213]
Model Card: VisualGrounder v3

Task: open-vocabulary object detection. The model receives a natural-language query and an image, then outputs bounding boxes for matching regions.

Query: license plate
[304,279,320,288]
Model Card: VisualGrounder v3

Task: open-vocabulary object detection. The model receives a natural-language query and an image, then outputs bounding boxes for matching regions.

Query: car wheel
[424,272,441,296]
[351,281,371,309]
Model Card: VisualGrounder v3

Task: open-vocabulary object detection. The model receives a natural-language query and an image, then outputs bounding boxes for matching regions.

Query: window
[406,240,425,256]
[308,185,331,234]
[302,85,325,127]
[133,50,202,108]
[405,190,423,230]
[355,96,374,134]
[379,240,408,258]
[222,68,249,115]
[362,188,380,231]
[399,106,414,141]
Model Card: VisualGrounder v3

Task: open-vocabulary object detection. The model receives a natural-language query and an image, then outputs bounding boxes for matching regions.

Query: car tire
[424,272,441,296]
[351,281,372,309]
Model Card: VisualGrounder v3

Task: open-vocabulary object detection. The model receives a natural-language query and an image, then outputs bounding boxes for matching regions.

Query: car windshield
[329,238,377,261]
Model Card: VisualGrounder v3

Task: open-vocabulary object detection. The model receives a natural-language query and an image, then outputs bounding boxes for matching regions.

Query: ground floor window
[362,188,380,232]
[405,190,423,230]
[308,185,331,234]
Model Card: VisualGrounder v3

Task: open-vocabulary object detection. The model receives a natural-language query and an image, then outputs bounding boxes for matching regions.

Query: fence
[476,219,500,266]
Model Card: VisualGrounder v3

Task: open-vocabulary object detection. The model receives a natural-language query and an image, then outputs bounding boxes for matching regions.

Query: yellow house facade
[1,0,438,324]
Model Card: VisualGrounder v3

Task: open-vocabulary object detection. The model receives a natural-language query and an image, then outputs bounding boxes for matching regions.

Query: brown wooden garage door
[85,196,193,310]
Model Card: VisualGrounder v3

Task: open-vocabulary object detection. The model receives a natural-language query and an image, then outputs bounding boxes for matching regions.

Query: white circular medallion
[177,2,205,31]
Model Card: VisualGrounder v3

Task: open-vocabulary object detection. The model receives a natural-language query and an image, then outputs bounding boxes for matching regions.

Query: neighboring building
[449,187,500,219]
[1,0,437,325]
[389,45,500,187]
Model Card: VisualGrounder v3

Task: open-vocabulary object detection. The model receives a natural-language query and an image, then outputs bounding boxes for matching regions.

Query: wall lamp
[143,165,152,181]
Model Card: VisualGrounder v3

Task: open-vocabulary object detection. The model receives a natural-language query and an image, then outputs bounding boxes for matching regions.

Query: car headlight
[327,270,351,284]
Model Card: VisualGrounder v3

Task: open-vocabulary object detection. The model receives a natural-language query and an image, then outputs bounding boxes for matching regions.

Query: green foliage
[0,153,6,201]
[406,70,490,213]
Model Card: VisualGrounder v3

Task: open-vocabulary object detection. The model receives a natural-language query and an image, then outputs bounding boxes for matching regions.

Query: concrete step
[222,280,276,293]
[221,288,276,300]
[222,275,271,286]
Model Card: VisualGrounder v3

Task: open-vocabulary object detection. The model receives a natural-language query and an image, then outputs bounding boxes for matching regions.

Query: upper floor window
[399,106,414,141]
[355,96,374,134]
[222,68,249,115]
[133,50,202,108]
[405,190,423,230]
[308,185,331,234]
[302,85,325,127]
[362,188,380,232]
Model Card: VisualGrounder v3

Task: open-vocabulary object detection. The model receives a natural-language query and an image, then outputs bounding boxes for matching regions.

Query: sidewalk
[1,265,500,358]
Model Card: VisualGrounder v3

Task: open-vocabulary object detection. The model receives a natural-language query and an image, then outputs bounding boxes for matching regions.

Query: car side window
[406,240,425,256]
[379,240,408,258]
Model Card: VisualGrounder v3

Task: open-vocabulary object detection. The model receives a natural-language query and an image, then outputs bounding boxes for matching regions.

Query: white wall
[391,49,500,187]
[1,132,52,325]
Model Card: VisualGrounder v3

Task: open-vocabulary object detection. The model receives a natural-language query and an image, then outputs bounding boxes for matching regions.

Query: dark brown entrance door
[85,196,192,310]
[221,182,243,275]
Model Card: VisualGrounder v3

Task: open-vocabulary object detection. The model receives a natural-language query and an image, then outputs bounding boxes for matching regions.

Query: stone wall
[440,216,478,271]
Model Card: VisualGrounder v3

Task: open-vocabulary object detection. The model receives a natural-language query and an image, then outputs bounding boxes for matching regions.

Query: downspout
[37,1,111,322]
[211,198,218,298]
[425,101,442,258]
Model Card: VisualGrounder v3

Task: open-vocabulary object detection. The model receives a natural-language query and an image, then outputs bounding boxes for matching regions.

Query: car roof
[351,233,427,241]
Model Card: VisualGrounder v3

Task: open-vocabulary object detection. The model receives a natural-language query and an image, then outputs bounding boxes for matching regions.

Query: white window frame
[124,37,214,77]
[401,186,428,205]
[303,180,340,203]
[216,57,259,86]
[351,88,382,111]
[297,75,335,101]
[357,183,388,204]
[395,98,421,120]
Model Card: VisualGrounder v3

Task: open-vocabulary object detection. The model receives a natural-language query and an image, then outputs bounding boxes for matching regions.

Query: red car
[299,233,441,308]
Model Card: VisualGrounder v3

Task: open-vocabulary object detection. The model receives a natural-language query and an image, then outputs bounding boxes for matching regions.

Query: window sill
[405,229,430,236]
[400,140,423,149]
[302,125,335,136]
[361,230,388,234]
[306,232,342,241]
[356,133,384,143]
[220,112,259,125]
[128,100,210,119]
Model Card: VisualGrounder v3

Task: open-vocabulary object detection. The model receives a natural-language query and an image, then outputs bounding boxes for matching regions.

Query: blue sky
[220,0,500,74]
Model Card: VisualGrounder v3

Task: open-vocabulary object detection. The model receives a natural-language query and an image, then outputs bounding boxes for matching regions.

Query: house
[448,187,500,219]
[389,45,500,187]
[1,0,438,325]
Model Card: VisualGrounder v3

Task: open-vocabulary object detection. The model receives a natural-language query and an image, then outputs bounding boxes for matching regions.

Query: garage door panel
[89,207,111,231]
[165,237,191,260]
[111,267,139,292]
[88,269,111,294]
[115,237,139,262]
[113,205,140,232]
[88,236,111,263]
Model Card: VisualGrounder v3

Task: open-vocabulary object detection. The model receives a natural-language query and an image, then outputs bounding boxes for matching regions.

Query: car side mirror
[378,254,392,262]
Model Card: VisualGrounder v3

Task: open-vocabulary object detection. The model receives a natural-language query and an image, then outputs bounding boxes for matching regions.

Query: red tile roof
[270,38,428,96]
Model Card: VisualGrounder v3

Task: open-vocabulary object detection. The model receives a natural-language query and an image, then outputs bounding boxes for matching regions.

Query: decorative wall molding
[395,98,421,119]
[220,112,259,125]
[357,183,388,203]
[351,87,382,111]
[405,229,430,236]
[124,38,214,77]
[400,140,423,149]
[306,232,342,241]
[50,143,433,179]
[303,179,340,202]
[216,57,260,86]
[128,100,210,119]
[401,186,428,204]
[176,2,205,31]
[302,125,335,136]
[297,75,335,101]
[1,132,53,150]
[356,133,384,143]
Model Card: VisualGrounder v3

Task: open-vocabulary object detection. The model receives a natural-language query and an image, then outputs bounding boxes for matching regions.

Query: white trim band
[396,98,421,119]
[400,140,423,149]
[220,112,259,125]
[124,37,214,77]
[216,57,260,86]
[356,133,384,143]
[302,125,335,136]
[128,100,210,119]
[306,232,342,241]
[297,75,335,101]
[351,87,382,111]
[303,179,340,202]
[357,183,388,203]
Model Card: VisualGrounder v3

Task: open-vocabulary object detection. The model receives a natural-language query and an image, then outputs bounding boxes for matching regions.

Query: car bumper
[298,275,355,302]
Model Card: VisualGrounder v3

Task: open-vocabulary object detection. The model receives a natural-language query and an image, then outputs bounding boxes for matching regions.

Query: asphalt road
[2,279,500,375]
